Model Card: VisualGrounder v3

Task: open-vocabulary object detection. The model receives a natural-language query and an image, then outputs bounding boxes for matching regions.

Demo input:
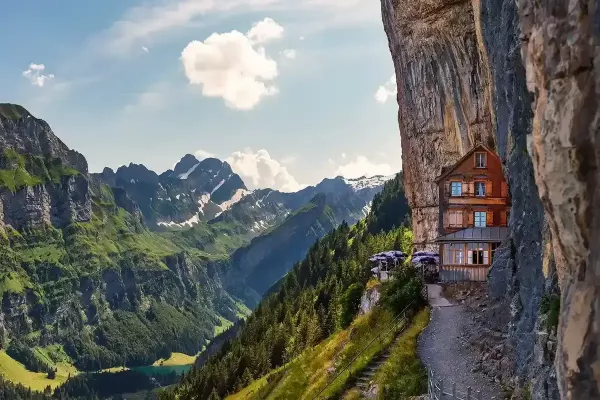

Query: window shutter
[445,181,450,197]
[443,211,449,229]
[467,210,474,227]
[486,210,494,226]
[462,182,468,196]
[485,181,493,197]
[468,182,475,197]
[500,211,507,226]
[501,181,508,198]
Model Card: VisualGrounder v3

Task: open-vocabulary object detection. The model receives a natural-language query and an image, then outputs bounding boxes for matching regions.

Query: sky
[0,0,401,192]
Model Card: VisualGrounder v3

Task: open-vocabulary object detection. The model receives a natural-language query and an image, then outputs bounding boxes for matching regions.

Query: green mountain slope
[163,177,417,400]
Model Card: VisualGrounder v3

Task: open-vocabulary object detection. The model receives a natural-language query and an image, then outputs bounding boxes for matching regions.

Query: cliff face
[518,2,600,398]
[380,0,559,398]
[380,0,494,249]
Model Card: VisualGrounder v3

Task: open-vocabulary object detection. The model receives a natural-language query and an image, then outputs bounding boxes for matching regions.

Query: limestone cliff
[518,2,600,398]
[380,0,562,398]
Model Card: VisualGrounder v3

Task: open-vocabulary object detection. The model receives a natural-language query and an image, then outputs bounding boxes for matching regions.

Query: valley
[0,103,397,398]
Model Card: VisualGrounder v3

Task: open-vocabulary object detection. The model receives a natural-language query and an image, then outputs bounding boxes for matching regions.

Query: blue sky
[1,0,401,191]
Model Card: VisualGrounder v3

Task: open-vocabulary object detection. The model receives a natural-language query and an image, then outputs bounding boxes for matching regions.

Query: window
[475,152,487,168]
[450,181,462,196]
[475,181,486,197]
[444,243,464,265]
[448,210,463,227]
[474,211,487,227]
[467,243,489,265]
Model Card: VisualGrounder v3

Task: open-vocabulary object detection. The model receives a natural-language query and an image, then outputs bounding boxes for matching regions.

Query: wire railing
[311,300,417,400]
[427,366,483,399]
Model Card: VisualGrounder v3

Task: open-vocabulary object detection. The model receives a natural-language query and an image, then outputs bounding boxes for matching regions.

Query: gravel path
[418,285,502,399]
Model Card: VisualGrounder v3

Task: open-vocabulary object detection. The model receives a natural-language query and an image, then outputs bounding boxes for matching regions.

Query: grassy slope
[226,307,405,400]
[371,308,430,399]
[0,350,77,392]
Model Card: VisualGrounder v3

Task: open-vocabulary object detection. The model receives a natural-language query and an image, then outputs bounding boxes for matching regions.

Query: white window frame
[475,181,486,197]
[474,211,487,227]
[450,181,462,196]
[475,152,487,168]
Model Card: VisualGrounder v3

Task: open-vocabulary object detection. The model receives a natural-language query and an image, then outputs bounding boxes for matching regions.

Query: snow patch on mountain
[343,174,395,191]
[178,163,200,179]
[217,188,251,216]
[157,213,201,228]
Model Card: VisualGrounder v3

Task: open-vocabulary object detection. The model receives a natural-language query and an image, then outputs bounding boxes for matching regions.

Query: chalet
[434,145,511,282]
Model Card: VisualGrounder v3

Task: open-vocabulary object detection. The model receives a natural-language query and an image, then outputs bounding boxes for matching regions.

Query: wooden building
[434,145,511,281]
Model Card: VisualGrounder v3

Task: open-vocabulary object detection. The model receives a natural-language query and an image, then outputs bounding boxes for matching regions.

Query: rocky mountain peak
[115,163,159,185]
[173,154,200,177]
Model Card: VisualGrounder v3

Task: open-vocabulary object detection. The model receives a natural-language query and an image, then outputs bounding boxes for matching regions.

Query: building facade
[434,145,511,281]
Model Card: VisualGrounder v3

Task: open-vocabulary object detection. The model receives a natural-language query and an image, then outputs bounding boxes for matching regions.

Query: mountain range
[0,103,395,377]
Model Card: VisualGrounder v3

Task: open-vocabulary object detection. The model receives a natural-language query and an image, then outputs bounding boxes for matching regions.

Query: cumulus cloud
[142,46,149,53]
[374,74,397,104]
[247,17,284,44]
[22,64,55,87]
[194,149,215,160]
[334,155,395,179]
[281,49,297,59]
[227,149,305,192]
[181,18,285,110]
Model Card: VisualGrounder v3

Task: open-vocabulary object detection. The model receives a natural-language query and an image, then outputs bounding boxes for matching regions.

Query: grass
[372,308,430,399]
[214,316,234,336]
[0,350,79,392]
[0,272,27,296]
[227,307,406,400]
[152,353,197,367]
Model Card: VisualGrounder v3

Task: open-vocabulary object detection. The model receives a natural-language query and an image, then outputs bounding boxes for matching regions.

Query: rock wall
[380,0,559,398]
[518,1,600,398]
[380,0,494,249]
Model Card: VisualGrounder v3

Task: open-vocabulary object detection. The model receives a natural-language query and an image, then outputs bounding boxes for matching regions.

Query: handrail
[427,369,483,400]
[311,300,416,400]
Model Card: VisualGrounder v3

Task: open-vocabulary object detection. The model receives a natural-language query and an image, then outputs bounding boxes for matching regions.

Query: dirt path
[418,284,503,399]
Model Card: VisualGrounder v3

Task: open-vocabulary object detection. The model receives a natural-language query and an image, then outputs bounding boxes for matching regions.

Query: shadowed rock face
[518,1,600,398]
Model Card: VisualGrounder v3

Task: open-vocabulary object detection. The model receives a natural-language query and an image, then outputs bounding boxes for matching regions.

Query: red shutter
[501,181,508,198]
[461,182,468,196]
[485,181,493,197]
[486,210,494,226]
[467,210,474,227]
[468,182,475,197]
[500,211,507,226]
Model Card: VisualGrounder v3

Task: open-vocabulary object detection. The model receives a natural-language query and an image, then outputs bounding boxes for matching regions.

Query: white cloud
[92,0,377,57]
[142,46,150,53]
[281,49,297,59]
[227,149,305,192]
[280,155,297,165]
[181,19,283,110]
[375,74,397,104]
[299,36,305,40]
[194,149,215,160]
[247,17,284,44]
[22,64,55,87]
[334,155,395,179]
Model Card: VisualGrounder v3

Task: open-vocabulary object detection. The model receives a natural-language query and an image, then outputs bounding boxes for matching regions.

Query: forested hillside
[162,174,416,400]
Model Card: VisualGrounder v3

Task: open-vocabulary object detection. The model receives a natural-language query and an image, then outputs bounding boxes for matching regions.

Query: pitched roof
[434,144,500,183]
[435,227,509,243]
